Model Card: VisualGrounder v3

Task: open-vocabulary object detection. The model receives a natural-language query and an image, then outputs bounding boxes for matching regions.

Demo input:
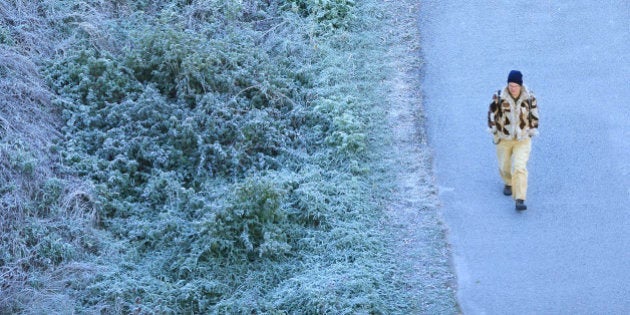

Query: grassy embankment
[0,0,456,313]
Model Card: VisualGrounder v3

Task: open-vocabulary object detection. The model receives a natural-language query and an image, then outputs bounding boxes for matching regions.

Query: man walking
[487,70,539,210]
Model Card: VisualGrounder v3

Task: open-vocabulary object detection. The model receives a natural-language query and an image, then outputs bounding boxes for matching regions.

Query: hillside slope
[0,1,456,313]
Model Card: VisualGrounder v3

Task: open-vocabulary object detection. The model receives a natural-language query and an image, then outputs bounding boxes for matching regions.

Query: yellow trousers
[496,137,531,200]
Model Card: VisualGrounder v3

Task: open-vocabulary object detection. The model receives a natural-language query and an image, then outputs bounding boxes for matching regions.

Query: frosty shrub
[42,0,374,311]
[2,0,451,313]
[282,0,356,31]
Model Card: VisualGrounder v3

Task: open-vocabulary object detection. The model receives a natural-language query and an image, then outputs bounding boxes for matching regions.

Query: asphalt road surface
[419,1,629,314]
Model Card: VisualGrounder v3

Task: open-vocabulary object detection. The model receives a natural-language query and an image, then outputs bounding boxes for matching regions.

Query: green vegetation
[0,0,456,313]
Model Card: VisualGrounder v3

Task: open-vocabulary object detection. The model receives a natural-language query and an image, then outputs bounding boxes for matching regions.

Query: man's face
[508,83,522,98]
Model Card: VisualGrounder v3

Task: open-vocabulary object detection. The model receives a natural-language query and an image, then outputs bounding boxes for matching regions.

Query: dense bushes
[40,0,386,312]
[0,0,455,313]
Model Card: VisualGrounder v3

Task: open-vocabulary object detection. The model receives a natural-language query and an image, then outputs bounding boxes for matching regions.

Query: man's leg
[496,140,514,188]
[512,137,532,201]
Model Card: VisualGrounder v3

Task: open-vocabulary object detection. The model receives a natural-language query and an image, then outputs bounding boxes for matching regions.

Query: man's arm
[528,94,539,136]
[488,93,500,132]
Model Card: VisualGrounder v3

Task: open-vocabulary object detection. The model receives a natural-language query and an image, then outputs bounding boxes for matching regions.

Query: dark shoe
[503,185,512,196]
[515,199,527,211]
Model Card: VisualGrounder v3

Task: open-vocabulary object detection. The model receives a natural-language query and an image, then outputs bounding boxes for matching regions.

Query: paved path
[419,2,629,314]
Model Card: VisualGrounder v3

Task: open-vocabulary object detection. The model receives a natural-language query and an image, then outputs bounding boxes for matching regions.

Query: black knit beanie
[507,70,523,85]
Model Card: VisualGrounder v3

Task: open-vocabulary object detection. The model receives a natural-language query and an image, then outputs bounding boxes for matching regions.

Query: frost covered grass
[0,0,456,313]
